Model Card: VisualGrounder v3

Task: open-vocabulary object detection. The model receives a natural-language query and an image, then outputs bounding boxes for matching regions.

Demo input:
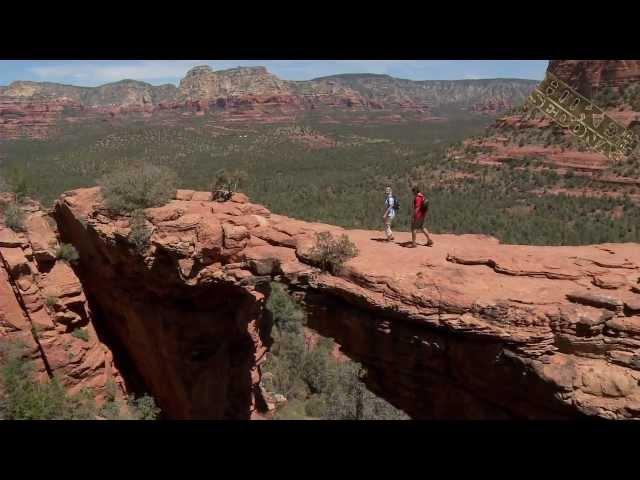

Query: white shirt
[385,195,396,219]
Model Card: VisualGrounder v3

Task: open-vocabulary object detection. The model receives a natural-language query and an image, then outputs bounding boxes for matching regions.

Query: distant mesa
[0,64,538,140]
[185,65,213,75]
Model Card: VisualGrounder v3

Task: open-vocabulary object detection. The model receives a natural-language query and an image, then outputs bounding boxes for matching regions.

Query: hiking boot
[426,240,434,247]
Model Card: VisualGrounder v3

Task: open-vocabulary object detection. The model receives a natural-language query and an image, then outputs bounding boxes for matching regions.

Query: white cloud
[28,60,445,85]
[28,60,211,86]
[21,60,548,86]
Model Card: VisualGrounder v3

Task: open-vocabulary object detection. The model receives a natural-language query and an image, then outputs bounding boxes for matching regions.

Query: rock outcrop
[175,68,537,115]
[0,194,127,404]
[0,66,537,139]
[0,80,179,139]
[311,74,537,111]
[53,189,290,419]
[549,60,640,97]
[455,59,640,199]
[1,80,178,107]
[53,188,640,419]
[0,98,83,140]
[470,99,514,114]
[179,66,291,100]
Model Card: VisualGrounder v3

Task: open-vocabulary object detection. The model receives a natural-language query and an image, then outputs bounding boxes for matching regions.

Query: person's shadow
[370,238,419,248]
[397,241,418,248]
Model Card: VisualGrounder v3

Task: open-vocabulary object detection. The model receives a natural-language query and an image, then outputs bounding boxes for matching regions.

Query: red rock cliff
[0,194,128,406]
[457,60,640,175]
[53,188,284,419]
[52,188,640,419]
[549,60,640,97]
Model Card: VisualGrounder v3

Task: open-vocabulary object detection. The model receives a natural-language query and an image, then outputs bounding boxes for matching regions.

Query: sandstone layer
[54,188,640,419]
[549,60,640,97]
[0,194,127,405]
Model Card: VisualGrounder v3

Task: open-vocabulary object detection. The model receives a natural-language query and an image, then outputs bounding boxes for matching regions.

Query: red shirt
[414,192,426,220]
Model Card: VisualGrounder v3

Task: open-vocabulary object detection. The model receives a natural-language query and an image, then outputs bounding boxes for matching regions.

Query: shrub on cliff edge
[55,243,80,264]
[128,394,161,420]
[266,282,305,334]
[212,168,248,193]
[127,210,152,253]
[71,328,89,342]
[5,167,30,203]
[307,231,358,275]
[99,163,177,213]
[2,202,25,232]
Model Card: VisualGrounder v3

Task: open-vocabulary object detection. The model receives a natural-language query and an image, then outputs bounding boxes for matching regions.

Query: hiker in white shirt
[383,186,397,241]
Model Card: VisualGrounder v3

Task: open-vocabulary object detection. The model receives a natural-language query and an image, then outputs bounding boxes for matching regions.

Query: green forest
[0,340,160,420]
[1,110,638,246]
[3,108,640,420]
[263,282,408,420]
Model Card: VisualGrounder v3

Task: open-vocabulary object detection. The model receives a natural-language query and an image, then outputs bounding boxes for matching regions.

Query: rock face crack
[0,194,127,406]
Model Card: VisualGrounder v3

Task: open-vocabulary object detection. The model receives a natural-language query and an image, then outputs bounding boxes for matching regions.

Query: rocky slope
[178,68,537,113]
[1,80,178,107]
[51,188,640,419]
[0,193,128,406]
[1,67,537,111]
[179,66,290,99]
[0,66,537,139]
[548,60,640,98]
[0,79,179,139]
[309,74,537,111]
[0,98,78,139]
[454,59,640,201]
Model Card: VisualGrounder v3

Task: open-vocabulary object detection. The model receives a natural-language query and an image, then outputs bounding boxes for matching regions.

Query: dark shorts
[412,217,425,229]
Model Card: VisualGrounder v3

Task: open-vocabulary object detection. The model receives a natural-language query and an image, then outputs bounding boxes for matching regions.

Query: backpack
[392,196,400,212]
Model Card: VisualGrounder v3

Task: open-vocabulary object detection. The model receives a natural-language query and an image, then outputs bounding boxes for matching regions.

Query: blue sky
[0,60,549,87]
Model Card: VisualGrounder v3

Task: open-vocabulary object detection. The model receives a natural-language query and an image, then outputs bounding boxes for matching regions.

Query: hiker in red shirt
[411,186,434,248]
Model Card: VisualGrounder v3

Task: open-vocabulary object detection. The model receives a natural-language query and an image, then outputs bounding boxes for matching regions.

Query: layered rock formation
[0,80,179,139]
[176,68,536,114]
[1,80,178,107]
[0,66,537,139]
[52,188,640,419]
[0,194,127,404]
[469,99,513,114]
[300,236,640,419]
[179,66,290,100]
[53,188,285,419]
[456,59,640,194]
[0,98,83,139]
[311,74,537,111]
[549,60,640,97]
